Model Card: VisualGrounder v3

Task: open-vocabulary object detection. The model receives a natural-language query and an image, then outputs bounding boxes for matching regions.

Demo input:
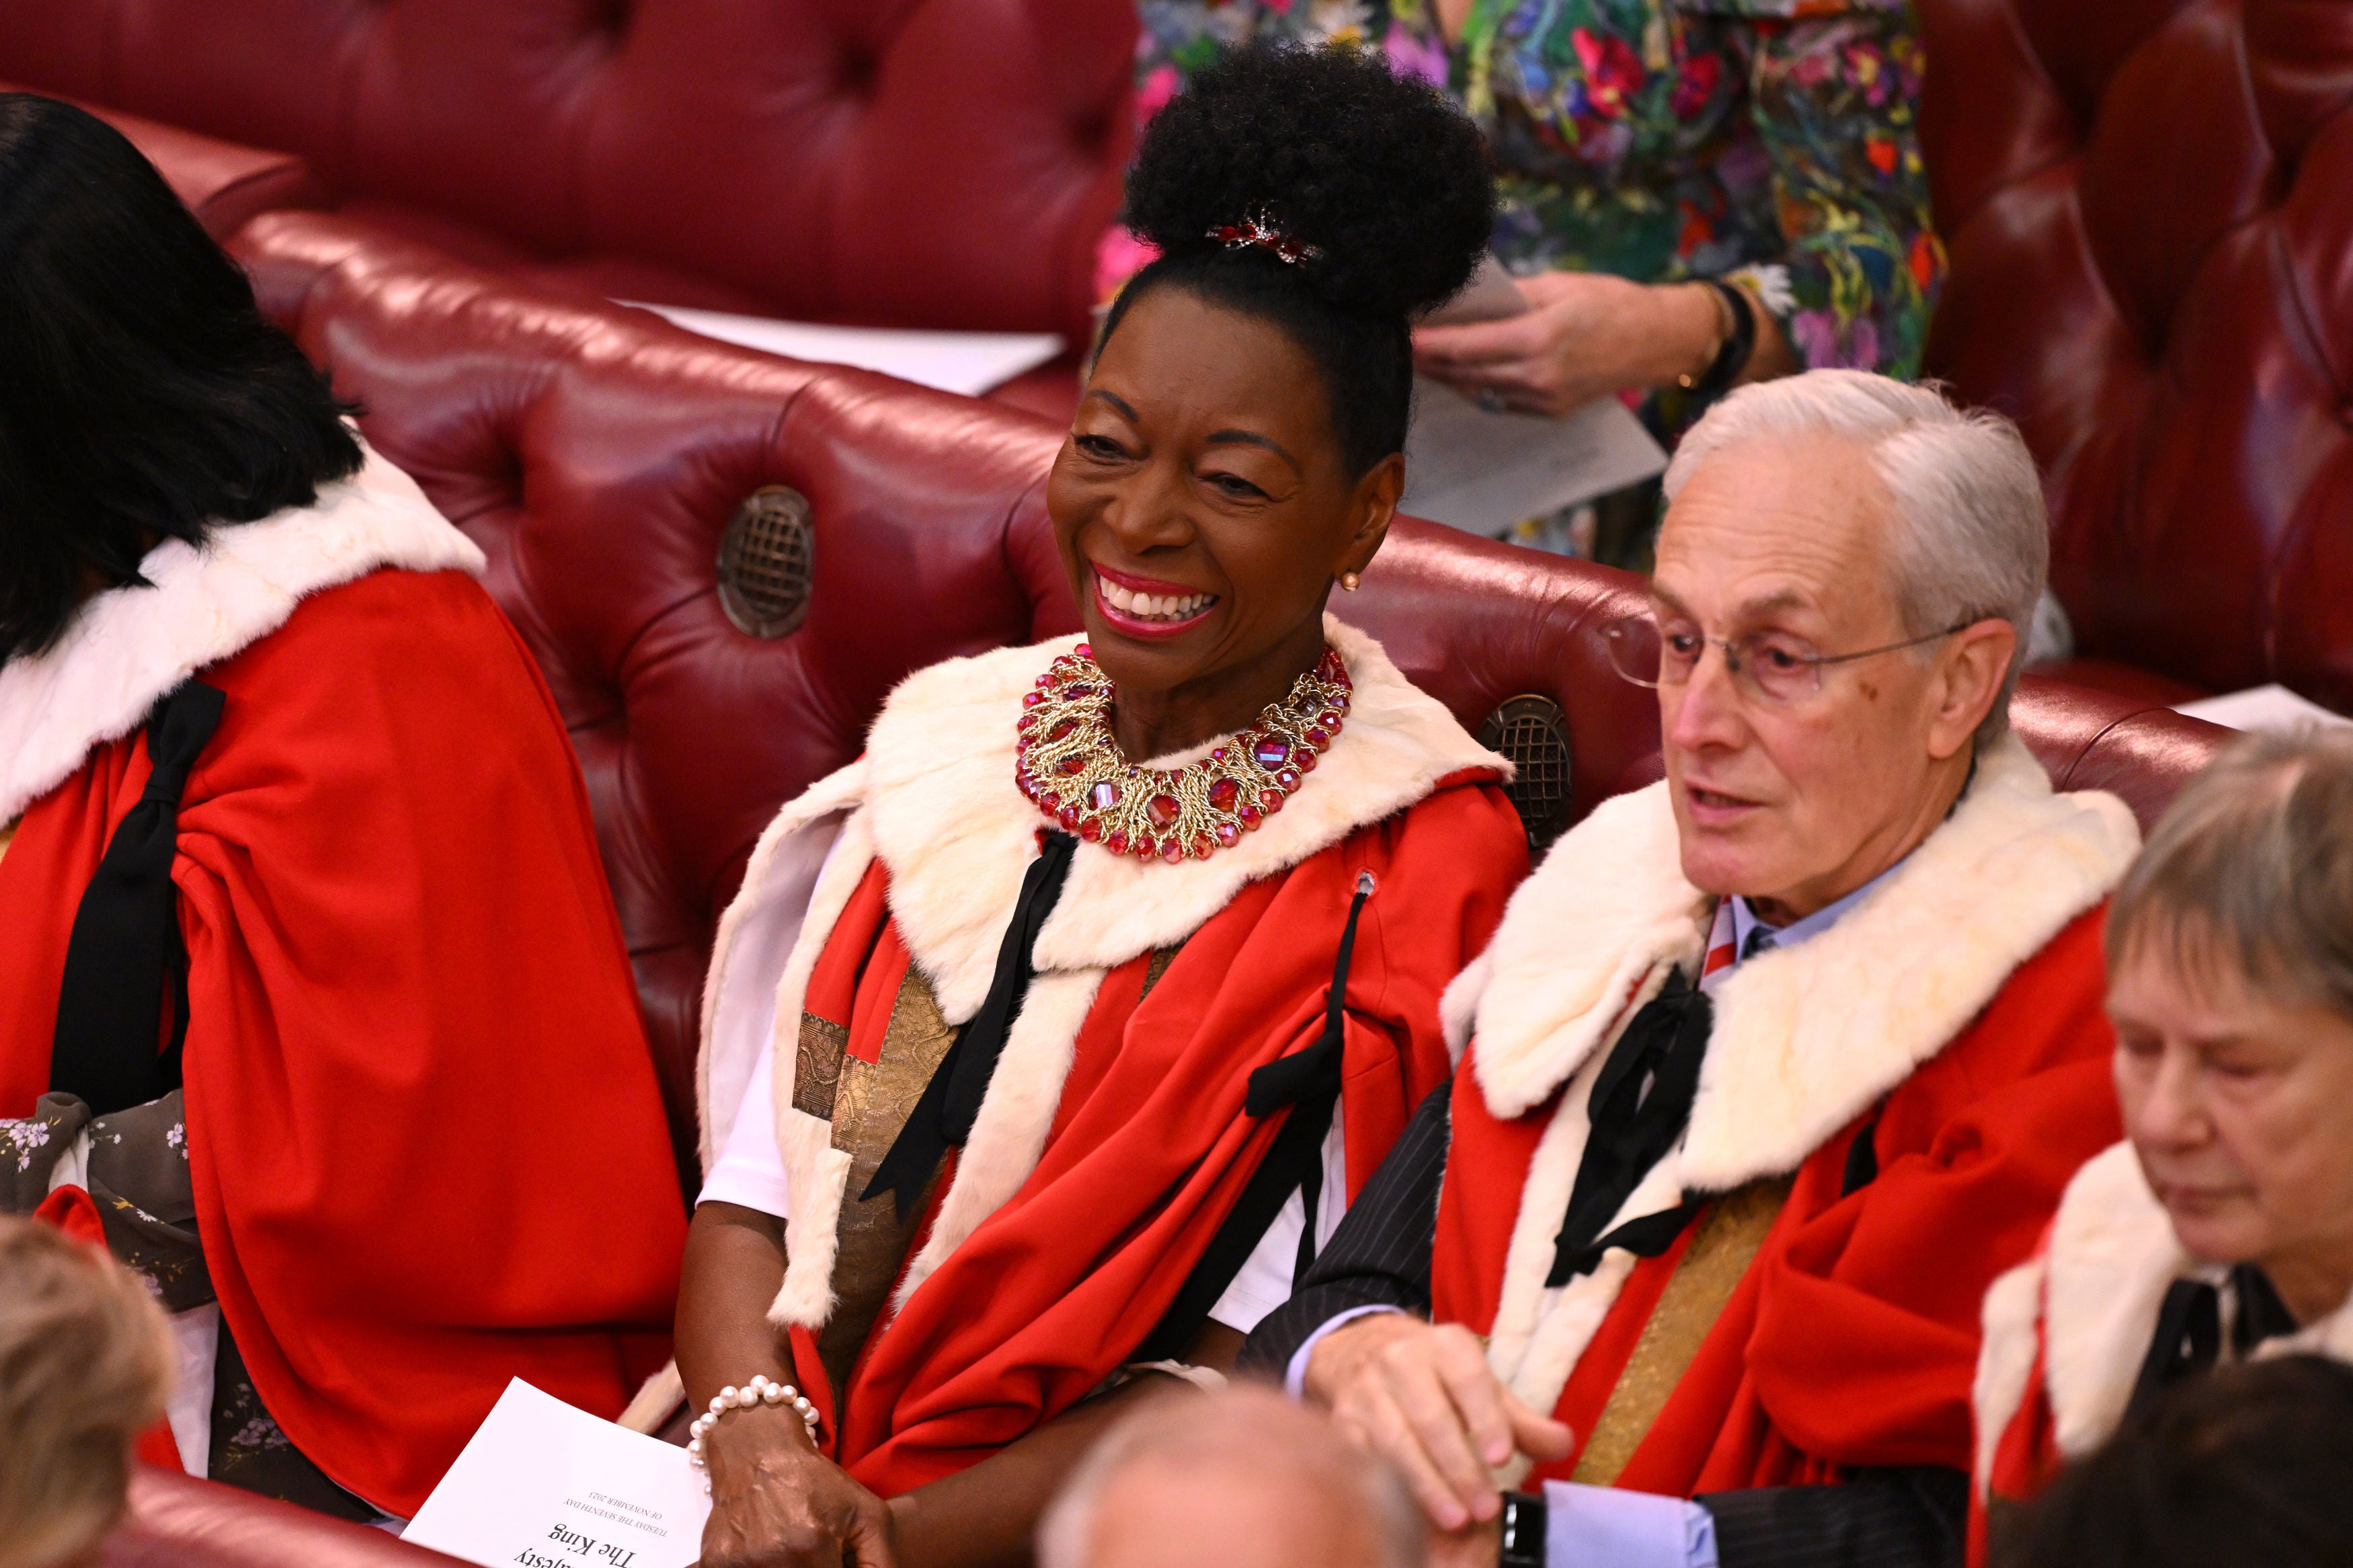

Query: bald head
[1039,1387,1424,1568]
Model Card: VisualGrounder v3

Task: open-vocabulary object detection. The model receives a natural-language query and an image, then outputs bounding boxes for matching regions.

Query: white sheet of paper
[402,1380,710,1568]
[622,302,1064,399]
[1402,383,1669,537]
[2173,683,2353,733]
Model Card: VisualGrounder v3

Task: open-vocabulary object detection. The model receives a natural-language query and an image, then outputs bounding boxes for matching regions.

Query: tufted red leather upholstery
[231,210,2233,1182]
[0,81,322,240]
[98,1468,458,1568]
[1919,0,2353,711]
[0,0,1132,342]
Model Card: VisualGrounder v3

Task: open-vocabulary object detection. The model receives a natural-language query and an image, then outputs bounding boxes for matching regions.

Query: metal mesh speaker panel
[716,485,814,638]
[1477,693,1572,854]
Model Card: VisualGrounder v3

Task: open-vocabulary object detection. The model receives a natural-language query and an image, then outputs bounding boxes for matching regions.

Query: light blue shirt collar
[1729,854,1907,961]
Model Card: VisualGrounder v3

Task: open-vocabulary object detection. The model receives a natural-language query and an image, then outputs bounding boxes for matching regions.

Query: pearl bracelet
[686,1374,820,1475]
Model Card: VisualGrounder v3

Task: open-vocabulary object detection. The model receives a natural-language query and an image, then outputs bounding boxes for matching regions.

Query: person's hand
[1413,272,1720,417]
[1303,1313,1573,1532]
[1429,1514,1505,1568]
[698,1403,896,1568]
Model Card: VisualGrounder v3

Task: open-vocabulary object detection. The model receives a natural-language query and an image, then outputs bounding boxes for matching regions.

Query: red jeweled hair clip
[1205,210,1322,266]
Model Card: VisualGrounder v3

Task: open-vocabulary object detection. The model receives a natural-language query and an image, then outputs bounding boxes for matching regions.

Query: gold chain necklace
[1015,643,1354,862]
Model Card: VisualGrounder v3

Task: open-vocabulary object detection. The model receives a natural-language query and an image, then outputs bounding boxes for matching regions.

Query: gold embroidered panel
[1569,1175,1796,1487]
[805,966,961,1401]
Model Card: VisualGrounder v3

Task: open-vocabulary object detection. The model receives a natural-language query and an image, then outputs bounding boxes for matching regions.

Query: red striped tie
[1700,897,1738,988]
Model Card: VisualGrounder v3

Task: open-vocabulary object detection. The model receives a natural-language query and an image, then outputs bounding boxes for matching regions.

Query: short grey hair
[2108,727,2353,1022]
[1663,369,2048,747]
[1038,1387,1424,1568]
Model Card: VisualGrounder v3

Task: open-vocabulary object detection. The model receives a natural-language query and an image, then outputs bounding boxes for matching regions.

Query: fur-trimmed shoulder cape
[0,446,682,1516]
[1429,735,2141,1492]
[696,616,1525,1493]
[1975,1140,2353,1499]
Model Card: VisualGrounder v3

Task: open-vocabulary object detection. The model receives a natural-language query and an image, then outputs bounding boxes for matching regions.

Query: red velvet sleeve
[1339,778,1527,1197]
[1742,907,2123,1473]
[169,570,687,1516]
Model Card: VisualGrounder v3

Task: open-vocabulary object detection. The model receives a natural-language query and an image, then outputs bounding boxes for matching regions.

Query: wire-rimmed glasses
[1601,613,1969,705]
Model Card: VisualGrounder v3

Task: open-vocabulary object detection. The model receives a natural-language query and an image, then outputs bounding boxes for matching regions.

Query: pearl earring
[1337,571,1361,592]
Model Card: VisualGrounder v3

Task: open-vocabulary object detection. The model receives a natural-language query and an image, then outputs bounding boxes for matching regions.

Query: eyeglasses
[1601,614,1968,705]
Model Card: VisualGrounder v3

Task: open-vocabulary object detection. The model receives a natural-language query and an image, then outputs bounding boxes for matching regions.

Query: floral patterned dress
[1132,0,1944,384]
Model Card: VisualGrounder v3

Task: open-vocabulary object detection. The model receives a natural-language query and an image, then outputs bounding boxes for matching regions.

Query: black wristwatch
[1499,1489,1548,1568]
[1684,278,1758,403]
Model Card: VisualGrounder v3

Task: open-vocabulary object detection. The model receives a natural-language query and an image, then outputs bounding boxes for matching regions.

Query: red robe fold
[790,778,1525,1497]
[0,569,687,1516]
[1431,905,2122,1495]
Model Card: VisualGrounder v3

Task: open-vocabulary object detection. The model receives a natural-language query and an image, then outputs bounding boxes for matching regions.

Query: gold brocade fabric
[789,942,1187,1403]
[801,972,961,1401]
[1569,1176,1796,1487]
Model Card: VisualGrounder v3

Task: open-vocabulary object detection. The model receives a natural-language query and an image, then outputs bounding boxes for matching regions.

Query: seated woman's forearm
[677,1201,797,1409]
[887,1323,1245,1568]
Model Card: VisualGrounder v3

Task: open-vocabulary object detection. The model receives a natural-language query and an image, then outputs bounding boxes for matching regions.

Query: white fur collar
[1455,735,2140,1189]
[865,614,1506,1025]
[1975,1141,2353,1481]
[0,442,481,825]
[1462,737,2139,1454]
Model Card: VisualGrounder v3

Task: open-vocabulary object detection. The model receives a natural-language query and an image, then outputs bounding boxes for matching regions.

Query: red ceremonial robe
[697,618,1524,1497]
[0,449,686,1516]
[1425,736,2137,1499]
[1969,1140,2353,1563]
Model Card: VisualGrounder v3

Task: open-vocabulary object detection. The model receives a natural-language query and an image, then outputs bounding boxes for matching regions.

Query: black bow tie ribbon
[1546,967,1714,1286]
[50,680,226,1117]
[864,829,1078,1219]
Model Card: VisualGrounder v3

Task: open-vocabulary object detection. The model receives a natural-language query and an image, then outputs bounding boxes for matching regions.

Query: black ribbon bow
[2128,1265,2301,1414]
[50,680,226,1117]
[1129,870,1376,1364]
[863,829,1078,1218]
[1546,967,1714,1286]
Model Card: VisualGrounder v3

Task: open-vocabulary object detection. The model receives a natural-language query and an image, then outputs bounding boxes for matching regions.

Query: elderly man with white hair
[1238,370,2142,1568]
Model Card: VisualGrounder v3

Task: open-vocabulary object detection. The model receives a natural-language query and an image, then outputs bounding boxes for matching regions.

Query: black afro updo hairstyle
[1101,40,1494,478]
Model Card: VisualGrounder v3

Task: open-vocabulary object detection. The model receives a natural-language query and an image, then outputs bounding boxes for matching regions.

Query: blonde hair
[2106,728,2353,1018]
[0,1216,174,1568]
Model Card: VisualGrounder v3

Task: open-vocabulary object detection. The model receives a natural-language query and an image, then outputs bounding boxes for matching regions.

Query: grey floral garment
[3,1090,375,1521]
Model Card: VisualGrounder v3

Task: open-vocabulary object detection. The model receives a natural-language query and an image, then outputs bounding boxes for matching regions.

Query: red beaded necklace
[1014,643,1353,863]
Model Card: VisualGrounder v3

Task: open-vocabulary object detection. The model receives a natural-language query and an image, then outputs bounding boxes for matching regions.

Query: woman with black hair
[678,42,1524,1568]
[0,95,686,1522]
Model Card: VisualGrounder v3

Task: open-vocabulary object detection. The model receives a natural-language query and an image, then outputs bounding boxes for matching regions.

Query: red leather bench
[0,80,321,241]
[229,208,2234,1191]
[1918,0,2353,711]
[85,195,2234,1568]
[0,0,1129,351]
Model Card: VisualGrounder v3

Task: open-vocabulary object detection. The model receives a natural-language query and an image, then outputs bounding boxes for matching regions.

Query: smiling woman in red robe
[0,94,684,1522]
[672,43,1525,1568]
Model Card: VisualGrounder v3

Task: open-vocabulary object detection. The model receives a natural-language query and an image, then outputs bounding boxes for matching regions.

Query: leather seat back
[0,0,1132,339]
[1919,0,2353,708]
[235,212,2232,1180]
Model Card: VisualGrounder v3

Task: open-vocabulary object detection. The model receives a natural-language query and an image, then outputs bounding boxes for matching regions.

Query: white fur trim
[699,617,1497,1331]
[0,442,482,826]
[889,966,1107,1311]
[1460,735,2139,1425]
[1972,1257,2047,1492]
[2011,1140,2353,1464]
[866,615,1505,1023]
[2039,1143,2196,1458]
[696,761,868,1169]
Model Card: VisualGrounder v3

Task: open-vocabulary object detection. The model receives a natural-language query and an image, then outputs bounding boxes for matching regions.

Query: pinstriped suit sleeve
[1236,1080,1451,1377]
